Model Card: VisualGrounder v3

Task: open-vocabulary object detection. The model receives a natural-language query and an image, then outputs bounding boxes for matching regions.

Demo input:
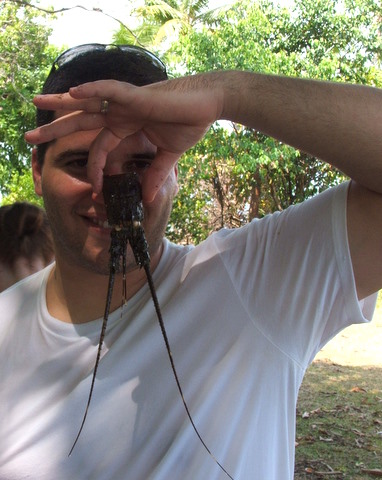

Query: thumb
[87,128,124,193]
[142,150,180,203]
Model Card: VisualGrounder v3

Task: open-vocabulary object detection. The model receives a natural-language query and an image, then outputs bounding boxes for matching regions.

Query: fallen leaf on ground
[350,386,367,393]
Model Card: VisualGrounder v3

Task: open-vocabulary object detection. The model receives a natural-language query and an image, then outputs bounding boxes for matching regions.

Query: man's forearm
[219,71,382,193]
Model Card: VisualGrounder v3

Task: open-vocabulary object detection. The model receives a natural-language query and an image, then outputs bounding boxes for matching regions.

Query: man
[0,44,380,479]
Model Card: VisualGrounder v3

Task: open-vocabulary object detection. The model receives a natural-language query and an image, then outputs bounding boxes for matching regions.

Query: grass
[294,293,382,479]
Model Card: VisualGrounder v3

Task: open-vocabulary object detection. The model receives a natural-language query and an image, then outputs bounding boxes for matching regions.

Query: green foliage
[174,0,381,81]
[169,125,345,242]
[112,0,223,49]
[272,0,382,84]
[0,167,43,207]
[165,0,381,243]
[117,0,382,243]
[0,1,59,200]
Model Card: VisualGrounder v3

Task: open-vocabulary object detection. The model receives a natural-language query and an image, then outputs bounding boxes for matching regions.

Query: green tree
[165,0,382,243]
[0,1,58,203]
[113,0,225,51]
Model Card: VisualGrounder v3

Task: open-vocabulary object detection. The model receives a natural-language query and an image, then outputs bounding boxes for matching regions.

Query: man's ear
[173,163,179,195]
[31,148,43,197]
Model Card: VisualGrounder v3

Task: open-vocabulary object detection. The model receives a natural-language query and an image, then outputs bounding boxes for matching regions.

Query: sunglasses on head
[50,43,167,75]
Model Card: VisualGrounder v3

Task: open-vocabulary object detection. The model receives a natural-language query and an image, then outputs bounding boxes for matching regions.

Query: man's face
[32,128,178,275]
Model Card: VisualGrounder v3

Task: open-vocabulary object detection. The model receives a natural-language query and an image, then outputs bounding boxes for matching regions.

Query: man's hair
[36,46,168,165]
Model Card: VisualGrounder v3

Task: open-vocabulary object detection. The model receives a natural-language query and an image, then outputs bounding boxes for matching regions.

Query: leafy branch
[6,0,141,45]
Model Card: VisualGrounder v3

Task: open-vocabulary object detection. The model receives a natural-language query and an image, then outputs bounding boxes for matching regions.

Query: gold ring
[100,99,109,114]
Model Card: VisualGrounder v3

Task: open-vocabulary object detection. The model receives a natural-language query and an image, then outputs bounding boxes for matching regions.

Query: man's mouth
[87,216,111,230]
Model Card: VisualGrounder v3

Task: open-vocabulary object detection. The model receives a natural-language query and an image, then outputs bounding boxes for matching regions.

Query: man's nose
[103,157,130,176]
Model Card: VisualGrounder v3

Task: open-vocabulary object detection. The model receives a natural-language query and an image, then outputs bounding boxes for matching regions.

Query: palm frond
[135,0,184,22]
[153,18,184,44]
[197,4,234,24]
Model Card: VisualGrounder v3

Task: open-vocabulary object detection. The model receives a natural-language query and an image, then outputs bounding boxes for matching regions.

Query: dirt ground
[294,298,382,479]
[314,304,382,367]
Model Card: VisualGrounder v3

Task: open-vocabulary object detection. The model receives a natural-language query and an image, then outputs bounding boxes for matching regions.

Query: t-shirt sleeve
[212,182,377,367]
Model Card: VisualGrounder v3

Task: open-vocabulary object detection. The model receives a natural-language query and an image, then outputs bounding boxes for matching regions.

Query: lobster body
[103,172,150,270]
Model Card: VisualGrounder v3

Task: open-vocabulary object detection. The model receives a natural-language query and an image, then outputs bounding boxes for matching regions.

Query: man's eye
[68,158,88,169]
[130,160,151,170]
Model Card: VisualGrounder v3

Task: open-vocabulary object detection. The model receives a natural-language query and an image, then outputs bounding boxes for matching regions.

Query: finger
[87,128,126,193]
[25,111,107,144]
[141,150,180,203]
[69,79,136,102]
[32,93,108,114]
[71,81,165,121]
[71,81,153,121]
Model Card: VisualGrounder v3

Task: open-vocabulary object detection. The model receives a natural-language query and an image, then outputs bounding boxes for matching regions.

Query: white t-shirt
[0,182,376,480]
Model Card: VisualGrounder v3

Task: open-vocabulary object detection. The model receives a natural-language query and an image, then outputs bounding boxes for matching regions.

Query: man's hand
[25,75,224,202]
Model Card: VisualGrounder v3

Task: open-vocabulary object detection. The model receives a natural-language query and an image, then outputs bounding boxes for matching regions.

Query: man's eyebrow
[127,152,156,160]
[54,149,89,163]
[54,150,156,165]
